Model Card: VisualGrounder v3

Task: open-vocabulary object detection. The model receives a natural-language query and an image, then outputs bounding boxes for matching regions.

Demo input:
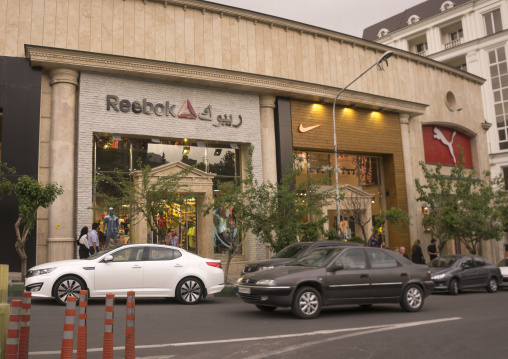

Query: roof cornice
[25,45,429,115]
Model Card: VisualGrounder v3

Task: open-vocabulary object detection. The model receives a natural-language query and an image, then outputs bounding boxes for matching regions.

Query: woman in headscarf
[411,240,424,264]
[77,226,90,259]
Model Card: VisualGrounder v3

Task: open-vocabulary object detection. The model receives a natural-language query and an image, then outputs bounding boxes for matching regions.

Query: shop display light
[182,146,190,154]
[332,51,393,239]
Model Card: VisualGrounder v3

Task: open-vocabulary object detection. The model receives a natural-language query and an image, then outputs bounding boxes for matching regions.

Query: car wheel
[176,277,203,304]
[449,279,459,296]
[255,305,277,312]
[400,284,424,312]
[292,287,321,319]
[53,275,85,306]
[486,277,498,293]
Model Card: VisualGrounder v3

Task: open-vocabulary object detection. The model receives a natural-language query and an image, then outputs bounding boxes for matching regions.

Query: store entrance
[170,198,197,254]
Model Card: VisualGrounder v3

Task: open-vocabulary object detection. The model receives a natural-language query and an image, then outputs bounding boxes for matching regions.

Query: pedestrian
[400,246,409,259]
[427,238,439,262]
[77,226,90,259]
[88,222,100,255]
[393,247,400,254]
[369,235,379,247]
[381,242,387,249]
[411,240,425,264]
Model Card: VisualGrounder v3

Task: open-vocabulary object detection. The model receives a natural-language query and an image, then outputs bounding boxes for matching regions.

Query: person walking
[88,222,100,255]
[427,238,439,262]
[411,240,424,264]
[77,226,90,259]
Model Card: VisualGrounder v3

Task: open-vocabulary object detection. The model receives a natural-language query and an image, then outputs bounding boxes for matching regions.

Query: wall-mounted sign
[422,125,472,167]
[298,123,322,133]
[106,95,242,127]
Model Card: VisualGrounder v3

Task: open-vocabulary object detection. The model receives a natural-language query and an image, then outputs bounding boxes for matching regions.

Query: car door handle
[360,274,369,278]
[174,264,183,267]
[401,273,408,277]
[132,265,142,269]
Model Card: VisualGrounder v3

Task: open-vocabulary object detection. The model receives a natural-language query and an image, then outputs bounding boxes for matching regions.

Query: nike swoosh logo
[299,123,322,133]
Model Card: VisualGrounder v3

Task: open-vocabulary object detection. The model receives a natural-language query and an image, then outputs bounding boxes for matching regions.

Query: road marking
[28,317,461,356]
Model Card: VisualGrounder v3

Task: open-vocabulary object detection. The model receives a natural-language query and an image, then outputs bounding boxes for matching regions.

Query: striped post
[77,290,88,359]
[125,291,135,359]
[103,293,115,359]
[18,292,32,359]
[5,299,21,359]
[60,296,77,359]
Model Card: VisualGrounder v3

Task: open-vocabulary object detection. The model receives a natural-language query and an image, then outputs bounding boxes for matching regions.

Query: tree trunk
[14,217,29,282]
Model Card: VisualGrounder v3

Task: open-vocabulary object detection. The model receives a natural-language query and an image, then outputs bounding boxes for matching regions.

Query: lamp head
[377,51,393,71]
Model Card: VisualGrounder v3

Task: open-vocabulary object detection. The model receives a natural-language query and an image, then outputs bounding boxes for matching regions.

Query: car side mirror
[103,255,113,263]
[327,263,344,272]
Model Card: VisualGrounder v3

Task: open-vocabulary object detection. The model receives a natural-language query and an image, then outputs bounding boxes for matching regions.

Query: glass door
[178,198,198,254]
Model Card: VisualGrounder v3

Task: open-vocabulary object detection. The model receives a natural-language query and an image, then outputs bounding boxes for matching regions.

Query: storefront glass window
[93,134,241,255]
[296,151,383,237]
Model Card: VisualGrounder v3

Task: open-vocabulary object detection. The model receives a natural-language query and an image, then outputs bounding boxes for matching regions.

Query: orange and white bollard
[18,292,32,359]
[103,293,115,359]
[60,296,77,359]
[5,299,21,359]
[77,290,88,359]
[125,291,135,359]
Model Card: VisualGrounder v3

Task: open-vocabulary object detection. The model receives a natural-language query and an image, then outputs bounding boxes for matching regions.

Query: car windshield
[498,258,508,267]
[86,245,122,260]
[272,243,311,259]
[289,248,343,267]
[428,255,461,268]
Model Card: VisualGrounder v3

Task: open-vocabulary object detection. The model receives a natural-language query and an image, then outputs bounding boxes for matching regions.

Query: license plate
[238,286,251,294]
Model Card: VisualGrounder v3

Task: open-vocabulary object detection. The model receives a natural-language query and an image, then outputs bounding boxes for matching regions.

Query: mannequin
[103,207,120,246]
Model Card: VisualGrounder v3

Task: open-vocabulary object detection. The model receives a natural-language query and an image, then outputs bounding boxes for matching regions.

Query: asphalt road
[13,288,508,358]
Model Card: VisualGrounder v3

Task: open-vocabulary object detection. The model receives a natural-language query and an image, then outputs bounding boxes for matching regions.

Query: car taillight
[207,262,222,269]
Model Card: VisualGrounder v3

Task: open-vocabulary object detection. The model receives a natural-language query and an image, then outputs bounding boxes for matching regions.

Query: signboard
[422,125,472,167]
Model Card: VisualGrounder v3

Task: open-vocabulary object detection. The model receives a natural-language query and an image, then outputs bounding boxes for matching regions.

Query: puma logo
[433,127,457,164]
[299,123,322,133]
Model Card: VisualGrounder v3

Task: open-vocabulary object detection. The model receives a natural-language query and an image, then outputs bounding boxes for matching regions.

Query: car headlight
[236,277,244,284]
[28,267,56,277]
[431,274,447,280]
[259,266,274,271]
[256,279,276,286]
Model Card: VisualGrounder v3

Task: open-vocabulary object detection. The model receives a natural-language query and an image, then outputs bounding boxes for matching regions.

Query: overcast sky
[204,0,425,38]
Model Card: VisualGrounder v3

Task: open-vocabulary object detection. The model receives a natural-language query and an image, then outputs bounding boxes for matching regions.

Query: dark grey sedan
[236,246,434,319]
[241,240,361,275]
[428,254,502,295]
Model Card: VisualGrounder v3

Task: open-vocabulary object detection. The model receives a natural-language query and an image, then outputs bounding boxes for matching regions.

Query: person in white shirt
[88,223,100,255]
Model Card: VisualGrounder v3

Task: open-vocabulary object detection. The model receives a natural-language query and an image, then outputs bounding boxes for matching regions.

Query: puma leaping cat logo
[433,127,457,164]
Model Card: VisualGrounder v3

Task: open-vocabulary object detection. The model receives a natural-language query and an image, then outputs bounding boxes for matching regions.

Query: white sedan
[25,244,224,305]
[499,258,508,288]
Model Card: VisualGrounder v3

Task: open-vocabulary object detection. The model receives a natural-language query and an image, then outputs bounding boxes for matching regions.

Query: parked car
[236,246,434,319]
[428,254,501,295]
[25,244,224,305]
[241,240,362,275]
[498,258,508,288]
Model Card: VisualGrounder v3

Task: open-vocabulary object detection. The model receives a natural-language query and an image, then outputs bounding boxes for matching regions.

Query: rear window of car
[149,247,182,261]
[474,256,486,267]
[499,258,508,266]
[273,243,311,259]
[367,249,400,268]
[428,256,461,268]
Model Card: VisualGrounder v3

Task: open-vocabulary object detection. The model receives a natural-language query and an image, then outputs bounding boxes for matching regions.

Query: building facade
[0,0,498,275]
[364,0,508,252]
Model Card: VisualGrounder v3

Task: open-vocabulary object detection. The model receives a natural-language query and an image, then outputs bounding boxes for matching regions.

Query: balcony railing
[444,38,462,50]
[417,50,427,57]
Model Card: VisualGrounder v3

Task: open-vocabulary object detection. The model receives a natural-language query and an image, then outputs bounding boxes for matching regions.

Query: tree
[0,161,16,201]
[415,153,505,255]
[95,160,194,243]
[372,207,411,243]
[247,153,335,253]
[14,176,63,280]
[340,191,373,244]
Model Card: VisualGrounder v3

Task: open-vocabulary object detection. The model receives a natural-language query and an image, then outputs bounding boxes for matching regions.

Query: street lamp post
[332,51,393,239]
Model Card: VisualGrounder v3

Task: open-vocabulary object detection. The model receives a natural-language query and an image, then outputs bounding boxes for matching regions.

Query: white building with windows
[364,0,508,195]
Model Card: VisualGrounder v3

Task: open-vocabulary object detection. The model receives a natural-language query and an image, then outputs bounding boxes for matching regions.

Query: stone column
[400,113,417,246]
[259,95,277,184]
[47,69,79,262]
